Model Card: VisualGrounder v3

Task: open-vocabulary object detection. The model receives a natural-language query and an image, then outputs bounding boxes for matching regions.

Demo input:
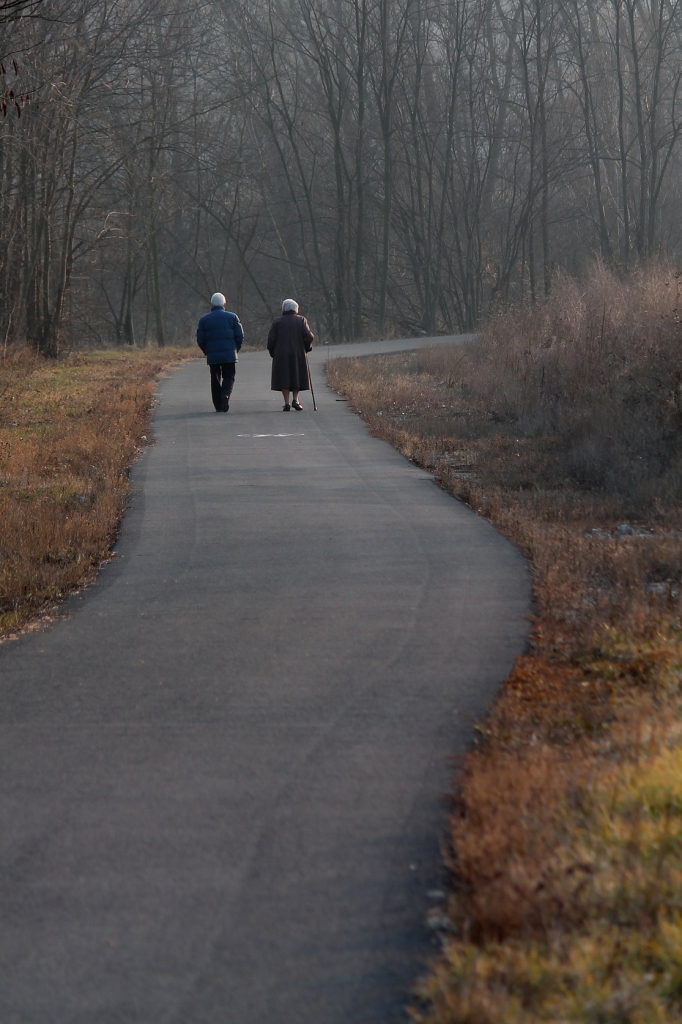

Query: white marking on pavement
[237,433,305,438]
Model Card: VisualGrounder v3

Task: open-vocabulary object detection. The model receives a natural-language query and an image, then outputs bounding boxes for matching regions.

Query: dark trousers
[210,362,236,410]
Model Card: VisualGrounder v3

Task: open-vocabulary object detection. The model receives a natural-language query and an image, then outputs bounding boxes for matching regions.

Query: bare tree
[2,0,682,351]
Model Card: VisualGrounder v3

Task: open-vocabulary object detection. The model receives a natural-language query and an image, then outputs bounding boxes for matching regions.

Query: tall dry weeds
[0,346,191,637]
[328,262,682,1022]
[418,262,682,504]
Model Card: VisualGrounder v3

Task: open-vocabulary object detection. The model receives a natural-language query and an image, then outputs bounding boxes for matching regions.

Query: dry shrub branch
[0,347,191,638]
[328,262,682,1022]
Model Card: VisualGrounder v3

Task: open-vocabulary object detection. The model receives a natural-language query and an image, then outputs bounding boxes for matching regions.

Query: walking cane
[306,352,317,411]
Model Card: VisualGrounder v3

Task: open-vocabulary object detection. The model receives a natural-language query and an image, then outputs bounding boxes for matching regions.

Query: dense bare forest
[1,0,681,351]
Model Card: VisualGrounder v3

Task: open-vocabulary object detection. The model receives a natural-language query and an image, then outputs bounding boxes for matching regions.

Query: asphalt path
[0,336,528,1023]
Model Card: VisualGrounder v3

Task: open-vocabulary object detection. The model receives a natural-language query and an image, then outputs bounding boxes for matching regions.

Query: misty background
[1,0,681,352]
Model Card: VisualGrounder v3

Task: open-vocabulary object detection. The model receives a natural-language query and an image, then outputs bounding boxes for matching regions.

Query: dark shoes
[292,399,303,411]
[221,396,230,412]
[283,403,291,411]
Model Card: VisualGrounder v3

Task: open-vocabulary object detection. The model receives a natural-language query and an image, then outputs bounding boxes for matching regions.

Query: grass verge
[327,263,682,1022]
[0,346,194,639]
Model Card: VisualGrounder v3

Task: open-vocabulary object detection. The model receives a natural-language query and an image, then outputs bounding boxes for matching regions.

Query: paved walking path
[0,337,528,1023]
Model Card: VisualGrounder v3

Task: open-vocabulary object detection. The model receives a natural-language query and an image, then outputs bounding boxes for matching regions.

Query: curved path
[0,337,528,1023]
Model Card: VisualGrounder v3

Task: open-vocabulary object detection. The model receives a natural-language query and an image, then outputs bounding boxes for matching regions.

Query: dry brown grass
[0,345,193,638]
[328,262,682,1022]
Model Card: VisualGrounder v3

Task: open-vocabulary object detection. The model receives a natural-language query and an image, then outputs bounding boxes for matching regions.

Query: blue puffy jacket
[196,308,244,365]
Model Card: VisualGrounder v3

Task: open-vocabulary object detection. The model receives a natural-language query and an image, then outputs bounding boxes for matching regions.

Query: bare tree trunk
[627,0,649,256]
[566,0,611,261]
[352,0,367,338]
[614,0,631,263]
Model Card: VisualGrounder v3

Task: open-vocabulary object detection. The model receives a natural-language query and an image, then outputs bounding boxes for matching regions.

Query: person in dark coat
[196,292,244,412]
[267,299,314,410]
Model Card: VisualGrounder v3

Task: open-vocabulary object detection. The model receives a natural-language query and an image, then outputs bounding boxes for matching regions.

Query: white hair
[282,298,299,313]
[211,292,226,307]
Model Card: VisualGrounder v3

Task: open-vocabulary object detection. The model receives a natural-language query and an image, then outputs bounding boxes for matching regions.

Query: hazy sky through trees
[1,0,681,350]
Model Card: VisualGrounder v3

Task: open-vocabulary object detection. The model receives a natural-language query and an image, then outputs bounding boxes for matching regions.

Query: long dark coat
[267,312,314,391]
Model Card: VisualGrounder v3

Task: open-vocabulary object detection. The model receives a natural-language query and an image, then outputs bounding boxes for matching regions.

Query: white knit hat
[282,298,299,313]
[211,292,226,307]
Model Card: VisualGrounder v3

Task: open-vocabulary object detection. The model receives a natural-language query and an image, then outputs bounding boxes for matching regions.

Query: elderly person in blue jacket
[196,292,244,412]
